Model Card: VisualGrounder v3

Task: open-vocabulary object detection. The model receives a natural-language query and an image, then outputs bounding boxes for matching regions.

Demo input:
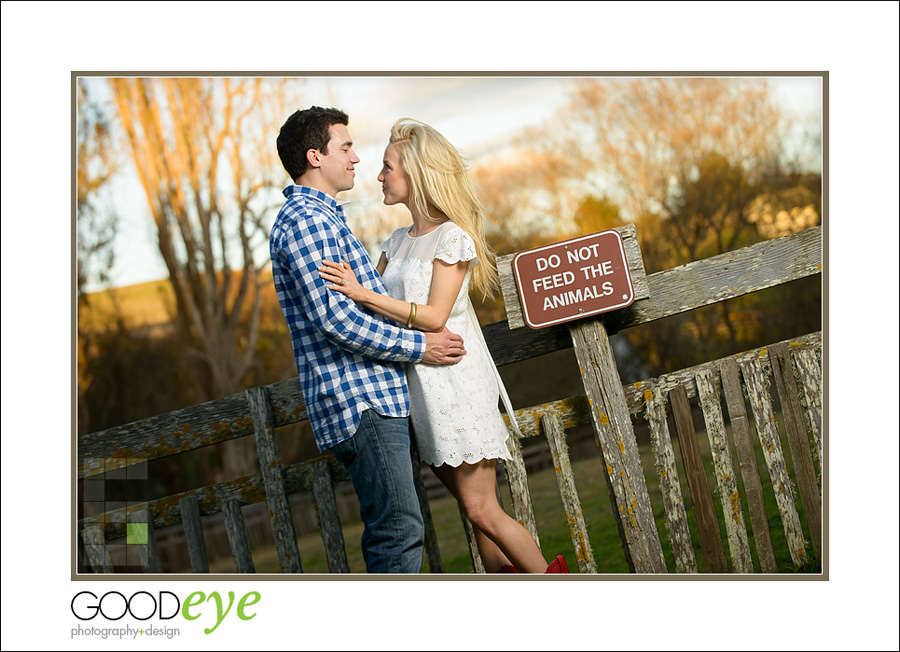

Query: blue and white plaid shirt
[270,186,426,451]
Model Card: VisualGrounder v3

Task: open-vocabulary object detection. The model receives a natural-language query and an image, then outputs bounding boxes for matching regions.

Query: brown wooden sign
[512,230,635,329]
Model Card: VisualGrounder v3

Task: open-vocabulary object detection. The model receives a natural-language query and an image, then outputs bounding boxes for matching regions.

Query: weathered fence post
[670,384,729,573]
[178,496,210,573]
[460,512,486,573]
[222,499,255,573]
[502,427,541,547]
[542,411,597,573]
[643,383,698,573]
[245,386,302,573]
[569,318,667,572]
[695,368,754,573]
[309,459,350,573]
[741,358,809,567]
[133,507,162,573]
[498,225,665,573]
[793,347,823,475]
[769,342,822,558]
[719,358,778,573]
[410,438,444,573]
[81,523,113,573]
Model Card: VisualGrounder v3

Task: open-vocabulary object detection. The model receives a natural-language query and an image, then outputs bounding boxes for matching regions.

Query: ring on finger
[340,279,346,286]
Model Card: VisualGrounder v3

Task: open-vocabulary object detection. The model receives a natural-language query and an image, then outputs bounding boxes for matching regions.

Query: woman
[318,118,567,574]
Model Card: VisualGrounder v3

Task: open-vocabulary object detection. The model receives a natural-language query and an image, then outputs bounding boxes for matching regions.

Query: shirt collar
[283,185,351,209]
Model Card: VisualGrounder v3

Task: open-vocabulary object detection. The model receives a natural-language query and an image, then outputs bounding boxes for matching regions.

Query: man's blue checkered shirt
[270,186,426,451]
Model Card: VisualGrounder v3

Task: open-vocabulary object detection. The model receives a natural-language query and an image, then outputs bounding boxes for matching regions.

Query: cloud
[324,75,579,157]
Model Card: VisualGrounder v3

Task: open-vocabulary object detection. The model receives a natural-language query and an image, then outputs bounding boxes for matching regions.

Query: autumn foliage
[78,77,821,484]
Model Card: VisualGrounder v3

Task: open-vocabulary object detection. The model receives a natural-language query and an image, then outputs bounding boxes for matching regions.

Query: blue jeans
[328,410,424,573]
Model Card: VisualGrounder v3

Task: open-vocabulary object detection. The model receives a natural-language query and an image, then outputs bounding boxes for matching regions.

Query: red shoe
[497,564,519,573]
[545,555,569,574]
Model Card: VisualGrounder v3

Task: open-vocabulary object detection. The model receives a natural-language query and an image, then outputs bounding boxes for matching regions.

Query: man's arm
[276,214,428,363]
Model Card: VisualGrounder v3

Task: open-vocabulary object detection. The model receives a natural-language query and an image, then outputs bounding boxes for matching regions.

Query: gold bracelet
[406,301,417,328]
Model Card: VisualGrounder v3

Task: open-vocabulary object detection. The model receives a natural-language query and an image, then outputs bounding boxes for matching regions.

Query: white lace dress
[380,222,515,467]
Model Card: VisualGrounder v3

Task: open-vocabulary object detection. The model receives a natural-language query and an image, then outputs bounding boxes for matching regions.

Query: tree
[510,77,822,376]
[77,80,120,302]
[77,79,122,435]
[108,78,301,395]
[107,77,304,478]
[560,77,788,225]
[572,194,626,235]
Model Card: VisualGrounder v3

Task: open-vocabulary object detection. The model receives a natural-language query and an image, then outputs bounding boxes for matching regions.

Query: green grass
[209,414,822,575]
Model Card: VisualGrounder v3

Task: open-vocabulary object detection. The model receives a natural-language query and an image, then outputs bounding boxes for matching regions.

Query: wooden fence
[77,225,823,575]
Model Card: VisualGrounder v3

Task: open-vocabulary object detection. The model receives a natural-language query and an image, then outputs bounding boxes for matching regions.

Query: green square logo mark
[126,523,148,545]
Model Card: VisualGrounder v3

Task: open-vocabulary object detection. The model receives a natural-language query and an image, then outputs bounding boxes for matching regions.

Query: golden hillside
[79,270,280,335]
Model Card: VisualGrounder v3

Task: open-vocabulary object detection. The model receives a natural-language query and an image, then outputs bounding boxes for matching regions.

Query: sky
[2,2,899,651]
[84,73,823,291]
[82,74,586,290]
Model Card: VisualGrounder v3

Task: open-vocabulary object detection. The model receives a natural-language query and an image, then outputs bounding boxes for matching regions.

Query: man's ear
[305,148,322,169]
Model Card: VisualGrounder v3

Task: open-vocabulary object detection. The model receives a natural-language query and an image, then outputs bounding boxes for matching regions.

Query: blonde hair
[389,118,500,301]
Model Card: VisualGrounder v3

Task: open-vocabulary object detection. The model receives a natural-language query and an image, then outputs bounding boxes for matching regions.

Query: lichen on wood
[694,368,753,573]
[643,384,697,573]
[741,358,808,567]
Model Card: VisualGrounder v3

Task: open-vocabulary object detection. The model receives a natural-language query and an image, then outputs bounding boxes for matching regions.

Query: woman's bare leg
[430,463,511,571]
[433,460,547,573]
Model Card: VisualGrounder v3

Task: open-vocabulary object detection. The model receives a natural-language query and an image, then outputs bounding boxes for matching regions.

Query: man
[270,106,466,573]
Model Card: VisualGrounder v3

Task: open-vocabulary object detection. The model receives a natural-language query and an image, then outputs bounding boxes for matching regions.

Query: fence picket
[82,523,113,573]
[460,512,485,573]
[246,386,302,573]
[308,460,349,573]
[719,358,778,573]
[622,333,821,417]
[502,428,541,548]
[222,499,255,573]
[542,412,597,573]
[134,508,161,573]
[178,496,209,573]
[793,347,824,477]
[741,358,808,567]
[643,384,697,573]
[410,437,444,573]
[768,343,822,557]
[695,369,754,573]
[670,385,729,573]
[77,530,88,573]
